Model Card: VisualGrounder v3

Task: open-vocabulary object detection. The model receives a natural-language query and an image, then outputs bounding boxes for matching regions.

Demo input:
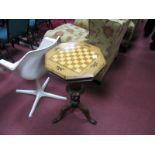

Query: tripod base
[53,83,97,125]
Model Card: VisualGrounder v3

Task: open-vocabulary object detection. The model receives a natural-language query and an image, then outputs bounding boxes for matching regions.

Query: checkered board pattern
[51,45,98,73]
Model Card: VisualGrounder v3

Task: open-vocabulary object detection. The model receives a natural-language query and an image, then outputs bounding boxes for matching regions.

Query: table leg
[78,104,97,125]
[52,103,72,123]
[52,83,97,125]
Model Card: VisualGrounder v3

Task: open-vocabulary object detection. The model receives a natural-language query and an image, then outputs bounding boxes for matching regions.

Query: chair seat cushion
[44,23,89,42]
[0,27,7,42]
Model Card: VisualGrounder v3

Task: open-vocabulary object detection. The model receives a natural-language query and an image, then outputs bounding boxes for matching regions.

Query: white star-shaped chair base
[16,77,67,118]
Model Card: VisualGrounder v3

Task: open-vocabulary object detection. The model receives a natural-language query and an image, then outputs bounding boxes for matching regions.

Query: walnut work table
[45,41,106,125]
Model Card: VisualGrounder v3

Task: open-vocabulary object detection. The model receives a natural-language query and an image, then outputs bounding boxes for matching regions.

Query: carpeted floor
[0,20,155,135]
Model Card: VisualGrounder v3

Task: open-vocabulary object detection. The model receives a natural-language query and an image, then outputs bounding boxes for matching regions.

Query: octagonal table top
[45,41,106,81]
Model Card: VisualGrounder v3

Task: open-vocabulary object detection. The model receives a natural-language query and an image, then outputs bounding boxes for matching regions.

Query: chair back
[15,37,59,80]
[7,19,29,40]
[88,19,130,57]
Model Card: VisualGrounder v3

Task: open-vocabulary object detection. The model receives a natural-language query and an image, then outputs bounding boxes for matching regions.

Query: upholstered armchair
[44,19,130,82]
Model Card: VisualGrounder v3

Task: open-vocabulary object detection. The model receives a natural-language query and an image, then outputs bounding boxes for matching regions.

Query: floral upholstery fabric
[88,19,129,59]
[44,23,88,42]
[87,19,130,81]
[74,19,138,45]
[74,19,89,30]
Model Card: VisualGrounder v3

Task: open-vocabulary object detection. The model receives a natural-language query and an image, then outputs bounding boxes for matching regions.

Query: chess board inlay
[45,42,106,80]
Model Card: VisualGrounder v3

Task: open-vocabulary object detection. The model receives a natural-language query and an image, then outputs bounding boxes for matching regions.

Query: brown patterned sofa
[44,19,130,82]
